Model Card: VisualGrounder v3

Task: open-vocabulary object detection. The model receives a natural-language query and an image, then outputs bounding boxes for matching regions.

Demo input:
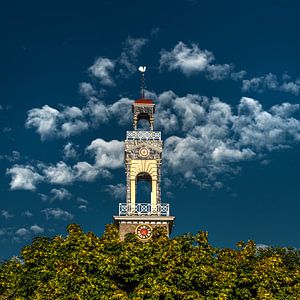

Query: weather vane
[138,66,146,99]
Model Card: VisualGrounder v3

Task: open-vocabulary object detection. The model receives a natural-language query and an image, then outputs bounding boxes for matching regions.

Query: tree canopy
[1,224,300,299]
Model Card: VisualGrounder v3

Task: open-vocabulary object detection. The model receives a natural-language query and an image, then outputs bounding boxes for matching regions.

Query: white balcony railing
[119,203,169,216]
[126,131,161,140]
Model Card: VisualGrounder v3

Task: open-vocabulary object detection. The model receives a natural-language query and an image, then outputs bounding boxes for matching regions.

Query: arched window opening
[137,113,151,130]
[136,172,152,203]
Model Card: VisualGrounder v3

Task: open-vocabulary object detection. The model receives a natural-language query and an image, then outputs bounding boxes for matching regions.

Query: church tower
[113,67,175,241]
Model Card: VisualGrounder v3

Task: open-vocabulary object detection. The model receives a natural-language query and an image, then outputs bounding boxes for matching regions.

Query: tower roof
[134,99,153,104]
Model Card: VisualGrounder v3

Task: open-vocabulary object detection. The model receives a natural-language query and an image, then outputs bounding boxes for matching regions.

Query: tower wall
[113,96,174,240]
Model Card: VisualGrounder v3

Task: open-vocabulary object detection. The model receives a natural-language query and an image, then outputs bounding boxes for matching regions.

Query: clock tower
[113,67,175,241]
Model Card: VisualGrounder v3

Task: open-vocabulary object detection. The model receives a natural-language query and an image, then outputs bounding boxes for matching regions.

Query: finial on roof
[138,66,146,99]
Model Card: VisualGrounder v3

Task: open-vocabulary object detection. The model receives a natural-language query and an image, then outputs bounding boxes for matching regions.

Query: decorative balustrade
[126,131,161,140]
[119,203,169,216]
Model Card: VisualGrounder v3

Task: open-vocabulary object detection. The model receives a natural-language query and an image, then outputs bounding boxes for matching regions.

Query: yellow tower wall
[129,159,159,208]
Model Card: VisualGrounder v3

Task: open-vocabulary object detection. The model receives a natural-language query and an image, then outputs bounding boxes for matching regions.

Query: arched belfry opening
[113,66,175,241]
[136,113,151,130]
[136,172,152,203]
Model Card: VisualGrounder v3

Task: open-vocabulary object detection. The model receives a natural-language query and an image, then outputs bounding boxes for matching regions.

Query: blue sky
[1,0,300,259]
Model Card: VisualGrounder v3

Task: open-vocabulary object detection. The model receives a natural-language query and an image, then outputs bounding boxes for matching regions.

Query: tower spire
[138,66,146,99]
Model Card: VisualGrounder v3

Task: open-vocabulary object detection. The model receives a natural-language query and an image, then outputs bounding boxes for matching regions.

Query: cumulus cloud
[7,138,123,190]
[0,150,21,162]
[160,42,213,76]
[108,98,133,125]
[9,225,44,243]
[152,91,300,187]
[119,36,148,76]
[79,82,97,97]
[62,142,78,160]
[41,160,105,186]
[26,97,133,140]
[1,210,15,219]
[42,208,74,221]
[6,165,43,191]
[26,105,88,140]
[88,57,115,86]
[104,183,126,200]
[242,73,300,95]
[159,42,244,80]
[22,210,33,217]
[30,224,44,234]
[15,228,31,238]
[50,188,72,201]
[87,36,148,87]
[86,139,124,169]
[43,162,75,185]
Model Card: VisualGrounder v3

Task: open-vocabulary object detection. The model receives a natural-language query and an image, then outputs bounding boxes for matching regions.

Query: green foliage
[1,224,300,299]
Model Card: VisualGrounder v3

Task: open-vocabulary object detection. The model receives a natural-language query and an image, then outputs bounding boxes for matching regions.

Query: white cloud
[242,73,278,93]
[50,188,72,200]
[22,210,33,217]
[1,210,15,219]
[43,162,74,185]
[15,228,30,237]
[79,82,97,97]
[104,183,126,200]
[212,145,255,162]
[77,197,88,204]
[256,244,269,250]
[42,208,74,220]
[280,81,300,95]
[63,142,78,160]
[88,57,115,86]
[159,42,242,80]
[108,98,133,125]
[0,151,21,162]
[26,96,133,140]
[6,165,43,191]
[119,36,148,76]
[154,91,300,187]
[39,193,48,201]
[269,103,299,118]
[61,119,88,137]
[26,105,60,140]
[41,160,105,185]
[242,73,300,95]
[87,36,148,86]
[78,205,87,212]
[160,42,213,76]
[30,224,44,234]
[86,138,124,169]
[6,137,123,190]
[73,161,105,181]
[230,70,247,81]
[205,64,233,80]
[83,98,109,126]
[26,105,88,140]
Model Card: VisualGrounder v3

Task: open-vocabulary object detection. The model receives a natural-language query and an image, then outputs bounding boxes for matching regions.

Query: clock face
[139,147,150,158]
[136,224,152,240]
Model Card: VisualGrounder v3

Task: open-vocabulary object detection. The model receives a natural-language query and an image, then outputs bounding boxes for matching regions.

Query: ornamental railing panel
[126,131,161,140]
[119,203,169,216]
